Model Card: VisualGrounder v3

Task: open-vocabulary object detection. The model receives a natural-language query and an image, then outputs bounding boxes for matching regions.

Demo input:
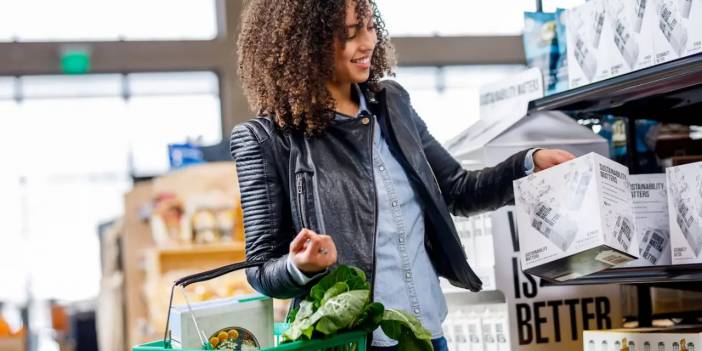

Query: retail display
[566,0,609,87]
[523,11,568,95]
[514,152,637,281]
[653,0,701,63]
[584,328,701,350]
[442,304,509,351]
[606,0,656,72]
[168,295,273,350]
[453,213,496,290]
[666,161,702,264]
[619,173,671,267]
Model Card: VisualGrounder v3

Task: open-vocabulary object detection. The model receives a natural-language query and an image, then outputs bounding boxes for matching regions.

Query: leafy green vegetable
[309,265,368,308]
[380,309,433,351]
[352,302,384,332]
[282,300,322,341]
[283,265,433,351]
[320,281,350,307]
[314,290,369,335]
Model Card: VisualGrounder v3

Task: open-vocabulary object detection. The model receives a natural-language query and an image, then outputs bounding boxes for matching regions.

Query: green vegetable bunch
[282,265,434,351]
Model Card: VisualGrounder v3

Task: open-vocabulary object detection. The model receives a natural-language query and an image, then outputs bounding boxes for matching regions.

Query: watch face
[208,326,260,351]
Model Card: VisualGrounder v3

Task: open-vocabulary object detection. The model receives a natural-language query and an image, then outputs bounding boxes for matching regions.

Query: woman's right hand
[289,228,338,275]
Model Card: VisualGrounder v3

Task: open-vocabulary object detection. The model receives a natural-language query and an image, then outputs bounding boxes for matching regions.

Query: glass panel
[21,74,122,99]
[0,71,221,302]
[375,0,536,36]
[392,65,526,143]
[128,71,219,96]
[126,95,222,176]
[0,0,217,42]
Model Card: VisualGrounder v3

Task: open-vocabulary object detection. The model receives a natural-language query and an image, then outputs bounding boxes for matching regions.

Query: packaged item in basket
[514,152,637,281]
[168,295,274,350]
[667,161,702,264]
[619,174,671,267]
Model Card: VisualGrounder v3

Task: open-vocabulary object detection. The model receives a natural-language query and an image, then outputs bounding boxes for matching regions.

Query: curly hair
[237,0,395,136]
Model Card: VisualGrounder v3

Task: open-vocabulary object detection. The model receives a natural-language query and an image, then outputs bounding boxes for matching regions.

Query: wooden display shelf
[147,242,246,275]
[0,336,25,351]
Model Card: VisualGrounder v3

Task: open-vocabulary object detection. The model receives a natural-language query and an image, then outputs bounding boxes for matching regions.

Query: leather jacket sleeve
[230,122,309,299]
[386,81,529,217]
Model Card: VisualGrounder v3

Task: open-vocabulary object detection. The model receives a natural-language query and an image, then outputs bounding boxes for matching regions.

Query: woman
[231,0,574,349]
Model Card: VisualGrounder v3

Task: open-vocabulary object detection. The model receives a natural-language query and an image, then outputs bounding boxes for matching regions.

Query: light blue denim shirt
[287,84,538,346]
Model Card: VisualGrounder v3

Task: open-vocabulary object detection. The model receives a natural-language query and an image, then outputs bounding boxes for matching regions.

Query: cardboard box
[169,295,273,349]
[607,0,658,72]
[514,152,637,282]
[566,0,611,88]
[666,161,702,264]
[584,328,702,351]
[653,0,701,63]
[619,173,671,267]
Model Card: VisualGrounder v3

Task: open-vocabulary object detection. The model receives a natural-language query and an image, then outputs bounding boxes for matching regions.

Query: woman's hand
[289,228,338,275]
[533,149,576,172]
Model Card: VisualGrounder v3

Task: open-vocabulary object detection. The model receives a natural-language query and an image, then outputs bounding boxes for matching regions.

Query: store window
[0,72,221,302]
[391,65,526,144]
[0,0,217,42]
[375,0,537,36]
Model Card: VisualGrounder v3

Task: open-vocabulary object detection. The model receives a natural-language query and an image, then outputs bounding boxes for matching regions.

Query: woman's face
[332,1,377,85]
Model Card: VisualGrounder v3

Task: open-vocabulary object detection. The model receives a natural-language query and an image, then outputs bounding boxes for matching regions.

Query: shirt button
[361,117,370,125]
[405,272,411,279]
[399,237,405,243]
[392,201,398,207]
[379,166,385,171]
[414,308,420,314]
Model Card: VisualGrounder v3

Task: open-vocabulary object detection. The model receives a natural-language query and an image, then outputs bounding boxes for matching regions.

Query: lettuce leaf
[380,309,434,351]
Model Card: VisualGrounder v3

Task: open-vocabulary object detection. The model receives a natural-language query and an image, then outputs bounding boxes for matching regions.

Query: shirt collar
[354,84,371,117]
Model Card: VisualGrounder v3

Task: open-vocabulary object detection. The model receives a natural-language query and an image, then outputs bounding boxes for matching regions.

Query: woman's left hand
[533,149,576,172]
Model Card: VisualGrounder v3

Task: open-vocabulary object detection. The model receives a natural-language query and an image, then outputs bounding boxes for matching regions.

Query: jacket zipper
[296,173,309,229]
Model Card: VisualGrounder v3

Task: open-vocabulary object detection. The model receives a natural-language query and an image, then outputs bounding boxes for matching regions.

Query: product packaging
[514,152,637,281]
[606,0,657,73]
[168,295,273,349]
[523,11,569,95]
[619,173,671,267]
[653,0,701,63]
[566,0,611,88]
[666,161,702,264]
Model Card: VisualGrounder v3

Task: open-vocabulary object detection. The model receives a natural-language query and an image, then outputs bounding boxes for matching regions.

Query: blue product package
[554,8,569,92]
[523,11,569,95]
[168,142,205,170]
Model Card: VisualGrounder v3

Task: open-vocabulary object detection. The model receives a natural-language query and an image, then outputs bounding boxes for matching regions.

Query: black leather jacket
[230,80,528,299]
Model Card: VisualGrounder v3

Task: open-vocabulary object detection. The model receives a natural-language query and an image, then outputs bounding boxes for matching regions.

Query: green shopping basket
[131,260,368,351]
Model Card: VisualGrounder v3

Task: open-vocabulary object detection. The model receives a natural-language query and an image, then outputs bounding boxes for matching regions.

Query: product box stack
[513,152,638,282]
[442,304,509,351]
[666,161,702,264]
[565,0,702,89]
[619,173,671,267]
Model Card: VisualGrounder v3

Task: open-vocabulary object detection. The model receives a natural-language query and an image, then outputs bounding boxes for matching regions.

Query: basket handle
[163,259,267,348]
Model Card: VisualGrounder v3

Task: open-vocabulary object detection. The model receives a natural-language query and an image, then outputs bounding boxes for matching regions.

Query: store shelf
[147,242,246,275]
[541,264,702,291]
[528,53,702,124]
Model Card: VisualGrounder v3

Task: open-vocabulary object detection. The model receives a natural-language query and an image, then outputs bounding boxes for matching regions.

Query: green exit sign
[61,49,91,74]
